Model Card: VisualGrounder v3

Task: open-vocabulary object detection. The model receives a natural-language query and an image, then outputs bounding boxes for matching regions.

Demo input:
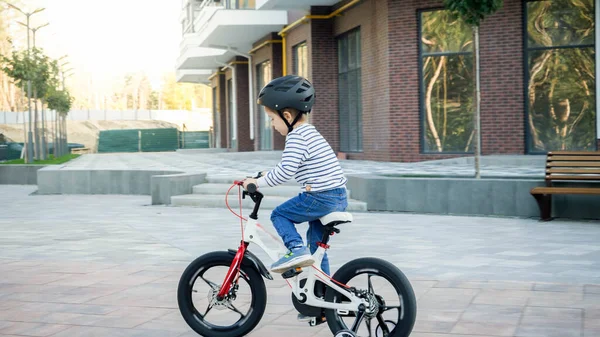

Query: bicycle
[177,174,417,337]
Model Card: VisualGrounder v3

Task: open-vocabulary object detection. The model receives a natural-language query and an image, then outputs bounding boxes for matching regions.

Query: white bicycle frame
[241,215,367,312]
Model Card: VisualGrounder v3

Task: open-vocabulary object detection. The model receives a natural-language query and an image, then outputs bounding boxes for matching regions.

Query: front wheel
[177,251,267,337]
[324,257,417,337]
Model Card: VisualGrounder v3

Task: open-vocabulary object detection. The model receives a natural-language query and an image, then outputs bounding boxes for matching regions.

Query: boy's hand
[243,178,258,190]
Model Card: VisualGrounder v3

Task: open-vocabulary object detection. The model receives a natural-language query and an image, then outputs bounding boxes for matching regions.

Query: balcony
[255,0,341,10]
[175,45,231,71]
[184,0,287,53]
[176,69,214,84]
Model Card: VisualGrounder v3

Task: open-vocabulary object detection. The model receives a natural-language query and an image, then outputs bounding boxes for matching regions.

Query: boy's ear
[282,110,293,122]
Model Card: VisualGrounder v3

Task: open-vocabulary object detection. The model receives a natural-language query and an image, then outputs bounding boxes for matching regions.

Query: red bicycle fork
[217,241,248,299]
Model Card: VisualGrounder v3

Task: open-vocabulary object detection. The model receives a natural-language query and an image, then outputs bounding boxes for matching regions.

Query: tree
[0,48,36,162]
[30,47,54,159]
[444,0,503,178]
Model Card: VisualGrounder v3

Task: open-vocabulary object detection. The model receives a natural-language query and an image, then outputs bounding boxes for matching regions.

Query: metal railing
[181,0,256,35]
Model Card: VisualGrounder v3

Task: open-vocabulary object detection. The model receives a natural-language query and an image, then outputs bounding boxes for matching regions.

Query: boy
[242,75,348,277]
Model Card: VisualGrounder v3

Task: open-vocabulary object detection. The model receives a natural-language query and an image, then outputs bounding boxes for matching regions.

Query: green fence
[141,128,179,152]
[97,128,210,153]
[179,131,210,149]
[97,130,139,153]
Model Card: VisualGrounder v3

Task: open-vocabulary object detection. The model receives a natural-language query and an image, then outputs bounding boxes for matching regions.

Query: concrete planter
[346,175,600,220]
[0,165,48,185]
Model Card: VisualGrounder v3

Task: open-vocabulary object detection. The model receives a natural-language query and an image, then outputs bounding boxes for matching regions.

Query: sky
[14,0,182,92]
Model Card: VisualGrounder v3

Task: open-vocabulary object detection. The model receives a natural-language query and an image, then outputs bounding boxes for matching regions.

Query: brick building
[176,0,599,162]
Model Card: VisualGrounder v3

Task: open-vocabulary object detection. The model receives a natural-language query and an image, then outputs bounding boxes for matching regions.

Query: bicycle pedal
[281,267,303,279]
[309,316,326,327]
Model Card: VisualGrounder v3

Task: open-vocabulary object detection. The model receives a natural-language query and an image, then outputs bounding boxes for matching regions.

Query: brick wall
[479,0,524,154]
[250,33,286,151]
[387,0,526,162]
[310,6,339,152]
[251,39,272,151]
[286,22,311,78]
[234,60,253,152]
[225,69,233,149]
[333,0,391,162]
[271,39,286,150]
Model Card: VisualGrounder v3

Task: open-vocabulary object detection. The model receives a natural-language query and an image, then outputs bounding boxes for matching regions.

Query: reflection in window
[526,0,596,152]
[293,42,308,79]
[338,28,362,152]
[419,9,474,153]
[257,61,272,150]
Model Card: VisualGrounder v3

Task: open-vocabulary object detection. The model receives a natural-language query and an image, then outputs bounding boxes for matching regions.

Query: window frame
[417,7,475,154]
[337,27,363,153]
[523,0,597,153]
[292,41,309,79]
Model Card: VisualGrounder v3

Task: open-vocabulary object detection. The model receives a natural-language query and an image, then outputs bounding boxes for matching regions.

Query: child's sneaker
[271,246,314,273]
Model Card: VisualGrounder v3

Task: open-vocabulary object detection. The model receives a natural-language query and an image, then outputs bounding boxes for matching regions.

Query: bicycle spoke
[226,303,246,318]
[350,310,366,332]
[381,305,401,312]
[376,314,390,336]
[367,274,374,293]
[203,303,213,317]
[200,275,219,290]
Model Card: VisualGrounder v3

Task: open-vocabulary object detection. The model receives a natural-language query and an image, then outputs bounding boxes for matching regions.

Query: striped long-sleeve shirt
[256,124,347,192]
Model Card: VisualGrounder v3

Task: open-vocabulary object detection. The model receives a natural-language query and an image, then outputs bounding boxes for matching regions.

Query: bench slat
[548,155,600,161]
[546,175,600,180]
[547,162,600,167]
[548,151,600,156]
[531,187,600,195]
[547,168,600,174]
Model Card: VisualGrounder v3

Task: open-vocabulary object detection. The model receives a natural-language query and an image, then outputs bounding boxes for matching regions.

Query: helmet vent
[296,88,306,93]
[303,94,313,102]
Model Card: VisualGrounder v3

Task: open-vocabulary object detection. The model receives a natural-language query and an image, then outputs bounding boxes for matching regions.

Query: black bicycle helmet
[257,75,315,132]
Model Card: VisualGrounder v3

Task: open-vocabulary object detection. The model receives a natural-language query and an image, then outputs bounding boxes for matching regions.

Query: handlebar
[233,171,264,193]
[232,174,265,220]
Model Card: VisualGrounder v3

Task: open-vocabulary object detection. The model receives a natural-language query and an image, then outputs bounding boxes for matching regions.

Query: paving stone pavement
[60,151,546,178]
[1,185,599,337]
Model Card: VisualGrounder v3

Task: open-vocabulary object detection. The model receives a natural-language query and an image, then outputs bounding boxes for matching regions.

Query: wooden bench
[530,151,600,221]
[71,147,91,154]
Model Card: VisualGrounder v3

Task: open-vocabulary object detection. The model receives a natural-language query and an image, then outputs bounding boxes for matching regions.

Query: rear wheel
[324,257,417,337]
[177,251,267,337]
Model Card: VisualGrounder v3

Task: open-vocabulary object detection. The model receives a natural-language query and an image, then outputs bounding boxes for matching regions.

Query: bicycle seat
[320,212,353,227]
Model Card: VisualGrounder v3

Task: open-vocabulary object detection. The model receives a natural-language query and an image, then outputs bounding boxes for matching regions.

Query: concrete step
[193,183,352,199]
[171,194,368,212]
[205,175,297,186]
[194,183,302,197]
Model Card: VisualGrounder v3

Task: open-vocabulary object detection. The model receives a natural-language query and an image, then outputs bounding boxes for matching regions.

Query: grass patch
[0,153,80,165]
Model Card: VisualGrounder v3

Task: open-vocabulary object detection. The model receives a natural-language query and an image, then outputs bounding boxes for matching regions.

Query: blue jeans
[270,187,348,275]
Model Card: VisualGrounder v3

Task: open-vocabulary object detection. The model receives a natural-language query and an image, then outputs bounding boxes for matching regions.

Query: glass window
[525,0,596,152]
[338,28,362,152]
[256,61,272,150]
[293,42,308,79]
[420,9,474,153]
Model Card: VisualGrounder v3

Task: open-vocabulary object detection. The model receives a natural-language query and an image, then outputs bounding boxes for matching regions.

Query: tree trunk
[473,25,482,179]
[21,82,27,160]
[41,99,47,159]
[34,88,40,160]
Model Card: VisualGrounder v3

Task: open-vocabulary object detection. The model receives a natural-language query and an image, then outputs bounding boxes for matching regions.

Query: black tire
[324,257,417,337]
[177,251,267,337]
